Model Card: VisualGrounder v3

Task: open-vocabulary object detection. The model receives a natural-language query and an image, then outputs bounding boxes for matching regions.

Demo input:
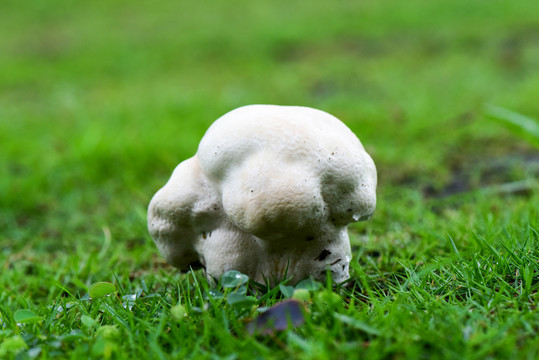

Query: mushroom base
[192,225,352,285]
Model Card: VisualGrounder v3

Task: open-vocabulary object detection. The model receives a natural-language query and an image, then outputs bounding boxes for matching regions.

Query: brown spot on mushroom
[202,232,207,239]
[315,249,331,261]
[330,258,342,266]
[305,236,315,241]
[188,261,205,270]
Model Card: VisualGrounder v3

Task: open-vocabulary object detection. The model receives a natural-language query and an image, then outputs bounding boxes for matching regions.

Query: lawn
[1,0,538,358]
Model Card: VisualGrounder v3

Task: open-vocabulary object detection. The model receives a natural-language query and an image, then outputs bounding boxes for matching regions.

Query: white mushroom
[148,105,377,285]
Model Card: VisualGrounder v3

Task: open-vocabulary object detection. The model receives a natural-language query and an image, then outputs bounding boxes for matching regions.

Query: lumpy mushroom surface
[148,105,377,284]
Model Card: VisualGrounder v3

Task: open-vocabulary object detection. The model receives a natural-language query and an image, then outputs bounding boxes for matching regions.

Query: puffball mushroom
[148,105,377,285]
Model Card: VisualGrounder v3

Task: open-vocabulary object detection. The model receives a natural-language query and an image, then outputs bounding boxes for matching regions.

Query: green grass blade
[485,104,539,147]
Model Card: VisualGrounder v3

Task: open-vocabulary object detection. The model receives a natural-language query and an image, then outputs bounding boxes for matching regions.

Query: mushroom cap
[148,105,377,284]
[198,105,376,239]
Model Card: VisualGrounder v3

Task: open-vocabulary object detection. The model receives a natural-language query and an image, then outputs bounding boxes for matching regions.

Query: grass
[486,105,539,147]
[1,0,539,358]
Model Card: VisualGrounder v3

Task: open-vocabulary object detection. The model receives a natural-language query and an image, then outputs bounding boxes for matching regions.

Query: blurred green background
[1,0,538,260]
[2,2,539,357]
